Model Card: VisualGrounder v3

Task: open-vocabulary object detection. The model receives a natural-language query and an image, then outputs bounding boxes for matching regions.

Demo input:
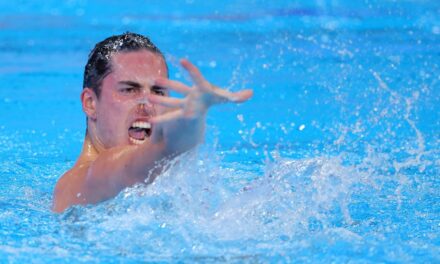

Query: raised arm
[149,59,253,156]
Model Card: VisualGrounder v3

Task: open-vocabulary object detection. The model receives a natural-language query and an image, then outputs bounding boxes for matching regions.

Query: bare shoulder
[52,145,149,213]
[52,141,165,213]
[52,162,91,213]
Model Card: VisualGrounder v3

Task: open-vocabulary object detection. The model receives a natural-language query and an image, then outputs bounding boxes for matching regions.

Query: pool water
[1,0,439,262]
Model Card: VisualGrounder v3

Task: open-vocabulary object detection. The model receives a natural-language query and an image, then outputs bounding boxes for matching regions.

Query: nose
[137,98,148,110]
[137,88,151,104]
[136,93,154,114]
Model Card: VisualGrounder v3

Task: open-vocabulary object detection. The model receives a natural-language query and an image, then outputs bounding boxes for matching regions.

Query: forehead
[109,49,168,80]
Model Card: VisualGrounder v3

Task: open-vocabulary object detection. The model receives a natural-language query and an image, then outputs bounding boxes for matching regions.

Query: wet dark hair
[83,32,166,98]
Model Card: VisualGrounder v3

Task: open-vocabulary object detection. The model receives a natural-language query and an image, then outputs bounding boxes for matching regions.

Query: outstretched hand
[148,59,253,123]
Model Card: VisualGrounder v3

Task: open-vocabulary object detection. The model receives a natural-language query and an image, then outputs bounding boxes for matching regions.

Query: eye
[120,87,137,94]
[151,87,166,96]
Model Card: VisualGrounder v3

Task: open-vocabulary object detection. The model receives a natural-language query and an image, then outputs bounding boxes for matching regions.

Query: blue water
[1,0,439,262]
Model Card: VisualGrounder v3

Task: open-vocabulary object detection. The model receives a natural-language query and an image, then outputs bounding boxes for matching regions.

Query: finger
[155,77,192,94]
[148,94,185,108]
[229,89,254,103]
[150,109,184,124]
[180,59,210,88]
[211,87,253,104]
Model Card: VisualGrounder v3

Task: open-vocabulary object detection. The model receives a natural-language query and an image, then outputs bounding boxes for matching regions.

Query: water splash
[54,142,434,260]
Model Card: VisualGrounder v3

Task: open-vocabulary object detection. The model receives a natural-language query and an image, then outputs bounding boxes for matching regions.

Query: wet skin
[52,49,253,213]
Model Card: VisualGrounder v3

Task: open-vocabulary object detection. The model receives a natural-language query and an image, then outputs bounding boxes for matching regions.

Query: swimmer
[52,32,253,212]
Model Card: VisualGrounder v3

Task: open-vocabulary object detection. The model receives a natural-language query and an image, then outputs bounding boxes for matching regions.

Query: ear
[81,88,98,120]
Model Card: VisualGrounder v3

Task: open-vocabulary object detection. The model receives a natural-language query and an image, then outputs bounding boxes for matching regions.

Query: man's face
[92,49,168,148]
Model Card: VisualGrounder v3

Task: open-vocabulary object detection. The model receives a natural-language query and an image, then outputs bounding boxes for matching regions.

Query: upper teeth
[132,121,151,129]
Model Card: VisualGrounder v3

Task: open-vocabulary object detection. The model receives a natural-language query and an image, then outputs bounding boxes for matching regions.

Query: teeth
[131,121,151,129]
[129,121,151,145]
[129,137,146,145]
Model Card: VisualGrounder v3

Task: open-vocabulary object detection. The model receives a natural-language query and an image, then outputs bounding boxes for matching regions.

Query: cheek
[97,100,130,129]
[99,94,132,114]
[98,103,120,122]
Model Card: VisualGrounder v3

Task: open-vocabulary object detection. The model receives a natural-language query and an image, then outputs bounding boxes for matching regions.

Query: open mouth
[128,121,152,145]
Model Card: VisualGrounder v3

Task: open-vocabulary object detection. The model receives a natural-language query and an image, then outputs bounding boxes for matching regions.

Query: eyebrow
[118,81,142,88]
[118,81,165,91]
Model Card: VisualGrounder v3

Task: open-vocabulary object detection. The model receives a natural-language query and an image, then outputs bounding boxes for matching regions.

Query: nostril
[136,98,155,115]
[136,98,152,110]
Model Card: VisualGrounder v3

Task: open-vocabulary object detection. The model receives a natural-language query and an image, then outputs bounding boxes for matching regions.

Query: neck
[77,132,100,164]
[85,121,108,154]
